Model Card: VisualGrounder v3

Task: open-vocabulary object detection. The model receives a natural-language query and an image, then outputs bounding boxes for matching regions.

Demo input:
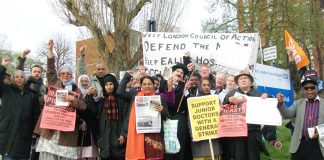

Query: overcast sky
[0,0,210,56]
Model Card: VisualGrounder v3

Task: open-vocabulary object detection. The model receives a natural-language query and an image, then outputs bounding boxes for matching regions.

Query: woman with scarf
[0,59,40,159]
[86,74,129,160]
[34,40,87,160]
[123,75,170,160]
[76,75,98,160]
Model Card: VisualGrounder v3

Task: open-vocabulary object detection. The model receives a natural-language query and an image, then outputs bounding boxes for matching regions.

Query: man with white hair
[214,72,227,94]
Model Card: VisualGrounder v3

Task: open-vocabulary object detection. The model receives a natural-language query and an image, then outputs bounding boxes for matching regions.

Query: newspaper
[316,124,324,147]
[135,95,161,133]
[162,66,172,80]
[55,90,69,107]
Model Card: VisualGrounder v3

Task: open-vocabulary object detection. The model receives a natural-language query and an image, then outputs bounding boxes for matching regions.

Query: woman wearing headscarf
[77,74,98,160]
[86,74,129,160]
[34,40,87,160]
[0,60,40,159]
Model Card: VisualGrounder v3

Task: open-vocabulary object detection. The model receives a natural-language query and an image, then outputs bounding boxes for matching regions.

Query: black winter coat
[86,94,129,158]
[0,65,40,158]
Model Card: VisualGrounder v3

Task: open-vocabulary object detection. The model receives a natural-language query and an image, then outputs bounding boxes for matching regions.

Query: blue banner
[257,82,294,108]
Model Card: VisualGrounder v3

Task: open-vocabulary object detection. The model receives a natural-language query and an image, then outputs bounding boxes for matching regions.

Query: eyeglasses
[135,87,141,90]
[60,72,71,76]
[303,86,316,91]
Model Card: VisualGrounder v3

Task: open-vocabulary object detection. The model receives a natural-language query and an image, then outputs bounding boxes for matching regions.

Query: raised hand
[184,51,190,57]
[48,40,54,58]
[21,49,31,58]
[48,40,54,50]
[80,45,86,56]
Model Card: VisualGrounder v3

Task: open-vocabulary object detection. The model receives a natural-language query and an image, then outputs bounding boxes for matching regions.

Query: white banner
[142,32,260,75]
[246,97,282,126]
[254,63,290,90]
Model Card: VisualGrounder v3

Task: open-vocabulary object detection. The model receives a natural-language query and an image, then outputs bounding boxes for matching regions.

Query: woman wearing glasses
[34,40,87,160]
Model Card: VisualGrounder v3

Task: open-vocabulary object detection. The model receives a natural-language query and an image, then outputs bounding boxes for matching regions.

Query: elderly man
[214,72,227,94]
[277,70,324,160]
[223,70,267,160]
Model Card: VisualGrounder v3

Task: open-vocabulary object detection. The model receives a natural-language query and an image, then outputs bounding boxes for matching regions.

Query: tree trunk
[257,0,268,48]
[237,0,244,32]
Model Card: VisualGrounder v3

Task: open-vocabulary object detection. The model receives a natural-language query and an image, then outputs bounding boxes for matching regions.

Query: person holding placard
[222,70,268,160]
[0,56,41,160]
[124,75,170,160]
[277,70,324,160]
[34,40,87,160]
[188,78,221,160]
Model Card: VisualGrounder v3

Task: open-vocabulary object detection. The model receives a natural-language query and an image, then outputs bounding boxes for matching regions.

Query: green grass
[261,121,291,160]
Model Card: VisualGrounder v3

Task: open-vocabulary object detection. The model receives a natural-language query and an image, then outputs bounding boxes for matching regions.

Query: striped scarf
[104,95,119,120]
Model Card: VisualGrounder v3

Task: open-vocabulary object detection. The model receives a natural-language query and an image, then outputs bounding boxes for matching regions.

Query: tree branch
[128,0,151,23]
[103,0,112,8]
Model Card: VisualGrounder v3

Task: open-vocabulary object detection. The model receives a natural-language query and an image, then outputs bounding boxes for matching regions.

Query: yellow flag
[285,30,310,70]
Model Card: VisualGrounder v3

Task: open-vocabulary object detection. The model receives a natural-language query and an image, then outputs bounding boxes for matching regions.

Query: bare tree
[36,33,75,72]
[51,0,185,75]
[134,0,186,32]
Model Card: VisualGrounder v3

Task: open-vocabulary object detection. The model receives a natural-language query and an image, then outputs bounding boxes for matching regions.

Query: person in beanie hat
[222,69,268,160]
[277,70,324,160]
[86,73,130,159]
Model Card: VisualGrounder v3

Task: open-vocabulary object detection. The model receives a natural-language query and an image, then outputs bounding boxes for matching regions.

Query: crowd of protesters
[0,39,323,160]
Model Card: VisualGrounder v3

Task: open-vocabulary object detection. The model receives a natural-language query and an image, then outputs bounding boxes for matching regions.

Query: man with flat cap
[277,70,324,160]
